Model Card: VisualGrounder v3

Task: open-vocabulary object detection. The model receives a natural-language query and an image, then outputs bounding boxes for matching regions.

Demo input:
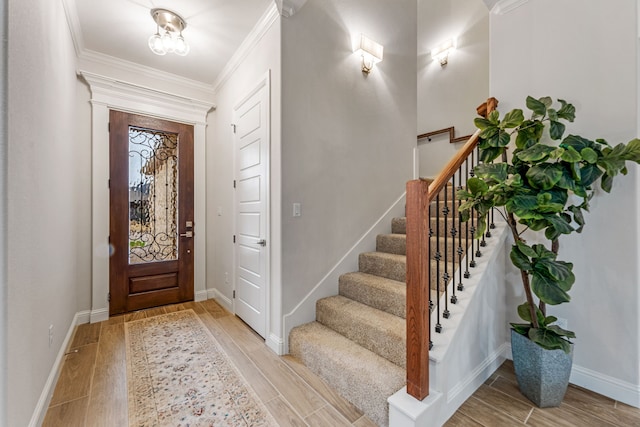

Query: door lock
[257,239,267,247]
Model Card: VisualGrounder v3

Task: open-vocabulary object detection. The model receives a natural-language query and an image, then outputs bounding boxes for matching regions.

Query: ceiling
[67,0,274,86]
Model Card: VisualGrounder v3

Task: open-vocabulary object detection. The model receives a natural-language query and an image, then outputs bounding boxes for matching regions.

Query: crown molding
[212,3,280,93]
[491,0,530,15]
[78,49,215,96]
[274,0,309,18]
[61,0,85,56]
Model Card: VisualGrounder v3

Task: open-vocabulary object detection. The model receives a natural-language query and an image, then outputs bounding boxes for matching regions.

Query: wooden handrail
[427,97,498,201]
[417,126,473,144]
[405,97,498,402]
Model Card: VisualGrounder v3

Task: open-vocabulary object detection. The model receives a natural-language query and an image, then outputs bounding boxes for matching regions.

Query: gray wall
[7,0,86,424]
[417,0,489,178]
[491,0,640,400]
[280,0,417,316]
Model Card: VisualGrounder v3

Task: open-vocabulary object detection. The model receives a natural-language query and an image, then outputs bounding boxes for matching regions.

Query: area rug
[125,309,278,427]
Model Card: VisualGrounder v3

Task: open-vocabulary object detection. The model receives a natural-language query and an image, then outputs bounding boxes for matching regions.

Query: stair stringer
[282,192,407,354]
[389,219,512,427]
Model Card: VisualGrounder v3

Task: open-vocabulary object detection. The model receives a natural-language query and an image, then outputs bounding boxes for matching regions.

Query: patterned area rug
[125,309,278,427]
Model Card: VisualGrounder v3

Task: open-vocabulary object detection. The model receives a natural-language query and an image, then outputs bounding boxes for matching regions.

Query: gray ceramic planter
[511,329,573,407]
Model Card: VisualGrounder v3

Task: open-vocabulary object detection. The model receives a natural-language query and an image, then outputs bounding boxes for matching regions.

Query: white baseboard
[29,311,86,427]
[195,289,208,302]
[266,333,284,355]
[90,307,108,323]
[209,288,233,312]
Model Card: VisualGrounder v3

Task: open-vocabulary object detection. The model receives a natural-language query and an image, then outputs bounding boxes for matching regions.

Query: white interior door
[234,76,270,338]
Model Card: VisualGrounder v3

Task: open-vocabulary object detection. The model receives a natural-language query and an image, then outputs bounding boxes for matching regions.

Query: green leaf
[546,215,575,236]
[581,147,598,164]
[557,99,576,122]
[550,120,566,140]
[560,146,582,163]
[479,147,504,163]
[516,144,556,162]
[501,109,525,129]
[569,205,586,232]
[547,108,558,122]
[487,110,500,124]
[510,246,533,271]
[516,240,537,258]
[531,272,571,305]
[515,120,544,149]
[528,328,572,353]
[475,163,510,182]
[536,258,574,283]
[526,96,547,117]
[547,324,576,339]
[467,177,488,196]
[474,117,492,131]
[543,316,558,326]
[561,134,594,152]
[601,173,613,193]
[580,163,603,187]
[511,323,531,336]
[526,163,564,190]
[517,302,534,322]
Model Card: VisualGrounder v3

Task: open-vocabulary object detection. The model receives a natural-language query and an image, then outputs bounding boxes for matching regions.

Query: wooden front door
[109,111,194,315]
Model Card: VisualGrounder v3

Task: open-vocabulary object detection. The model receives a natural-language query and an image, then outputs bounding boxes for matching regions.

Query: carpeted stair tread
[316,295,406,368]
[391,217,406,234]
[339,272,406,318]
[359,252,406,282]
[392,216,470,238]
[289,322,405,427]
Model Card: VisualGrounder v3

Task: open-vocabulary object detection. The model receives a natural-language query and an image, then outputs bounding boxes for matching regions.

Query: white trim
[28,311,86,427]
[274,0,309,17]
[267,333,285,355]
[210,288,233,312]
[491,0,530,15]
[571,366,640,408]
[90,308,109,324]
[60,0,84,56]
[81,72,213,322]
[195,290,208,302]
[213,5,279,93]
[283,192,407,353]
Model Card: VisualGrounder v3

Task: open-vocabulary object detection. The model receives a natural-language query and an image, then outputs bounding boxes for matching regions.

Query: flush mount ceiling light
[148,8,190,56]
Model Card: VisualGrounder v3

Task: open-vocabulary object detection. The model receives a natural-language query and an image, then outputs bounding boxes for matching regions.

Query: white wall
[7,0,83,424]
[491,0,640,404]
[417,0,489,178]
[206,7,282,333]
[280,0,417,322]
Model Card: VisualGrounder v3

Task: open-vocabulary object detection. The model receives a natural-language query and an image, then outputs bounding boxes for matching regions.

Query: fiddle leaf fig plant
[457,96,640,353]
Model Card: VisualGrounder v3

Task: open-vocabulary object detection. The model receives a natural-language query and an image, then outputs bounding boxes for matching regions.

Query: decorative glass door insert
[128,127,179,264]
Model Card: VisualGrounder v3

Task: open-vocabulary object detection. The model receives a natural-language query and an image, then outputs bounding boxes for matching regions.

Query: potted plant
[457,96,640,407]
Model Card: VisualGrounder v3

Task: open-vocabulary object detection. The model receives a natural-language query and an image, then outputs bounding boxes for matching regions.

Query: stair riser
[359,253,405,282]
[339,273,406,319]
[377,233,467,260]
[316,297,406,368]
[391,217,472,238]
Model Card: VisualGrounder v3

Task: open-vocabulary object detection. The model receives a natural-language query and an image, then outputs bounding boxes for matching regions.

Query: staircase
[289,185,458,427]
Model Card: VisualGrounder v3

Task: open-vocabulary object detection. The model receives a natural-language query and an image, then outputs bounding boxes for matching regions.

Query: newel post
[406,179,430,400]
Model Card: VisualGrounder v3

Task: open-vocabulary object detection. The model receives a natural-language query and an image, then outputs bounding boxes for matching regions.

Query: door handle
[257,239,267,247]
[180,231,194,238]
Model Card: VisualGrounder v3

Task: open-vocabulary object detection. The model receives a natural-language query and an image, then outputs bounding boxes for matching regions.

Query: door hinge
[108,235,110,244]
[233,180,236,188]
[108,122,110,132]
[233,235,236,243]
[107,292,111,302]
[233,290,236,299]
[231,124,237,134]
[108,179,111,188]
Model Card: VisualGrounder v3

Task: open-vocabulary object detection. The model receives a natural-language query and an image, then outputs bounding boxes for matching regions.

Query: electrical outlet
[48,324,54,347]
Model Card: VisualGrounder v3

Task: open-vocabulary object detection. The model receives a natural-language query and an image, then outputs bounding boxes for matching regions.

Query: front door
[234,77,270,338]
[109,111,194,315]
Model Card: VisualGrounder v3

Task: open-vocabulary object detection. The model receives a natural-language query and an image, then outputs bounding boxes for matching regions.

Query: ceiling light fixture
[148,8,190,56]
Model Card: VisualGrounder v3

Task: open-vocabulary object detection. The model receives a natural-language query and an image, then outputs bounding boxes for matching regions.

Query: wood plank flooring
[43,300,640,426]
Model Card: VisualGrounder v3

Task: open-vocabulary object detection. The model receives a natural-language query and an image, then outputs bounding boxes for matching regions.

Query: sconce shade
[356,34,384,74]
[431,39,455,66]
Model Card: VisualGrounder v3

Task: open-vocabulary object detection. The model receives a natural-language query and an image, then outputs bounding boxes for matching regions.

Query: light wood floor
[43,300,640,427]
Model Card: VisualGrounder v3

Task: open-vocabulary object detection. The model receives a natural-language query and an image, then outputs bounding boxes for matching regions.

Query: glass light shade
[148,33,166,55]
[161,31,176,53]
[174,35,190,56]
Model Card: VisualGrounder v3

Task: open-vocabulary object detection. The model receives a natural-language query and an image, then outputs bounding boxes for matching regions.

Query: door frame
[81,71,213,323]
[232,73,271,337]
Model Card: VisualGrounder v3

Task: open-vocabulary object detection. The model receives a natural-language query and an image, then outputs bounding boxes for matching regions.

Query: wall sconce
[356,34,384,74]
[148,8,190,56]
[431,39,455,67]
